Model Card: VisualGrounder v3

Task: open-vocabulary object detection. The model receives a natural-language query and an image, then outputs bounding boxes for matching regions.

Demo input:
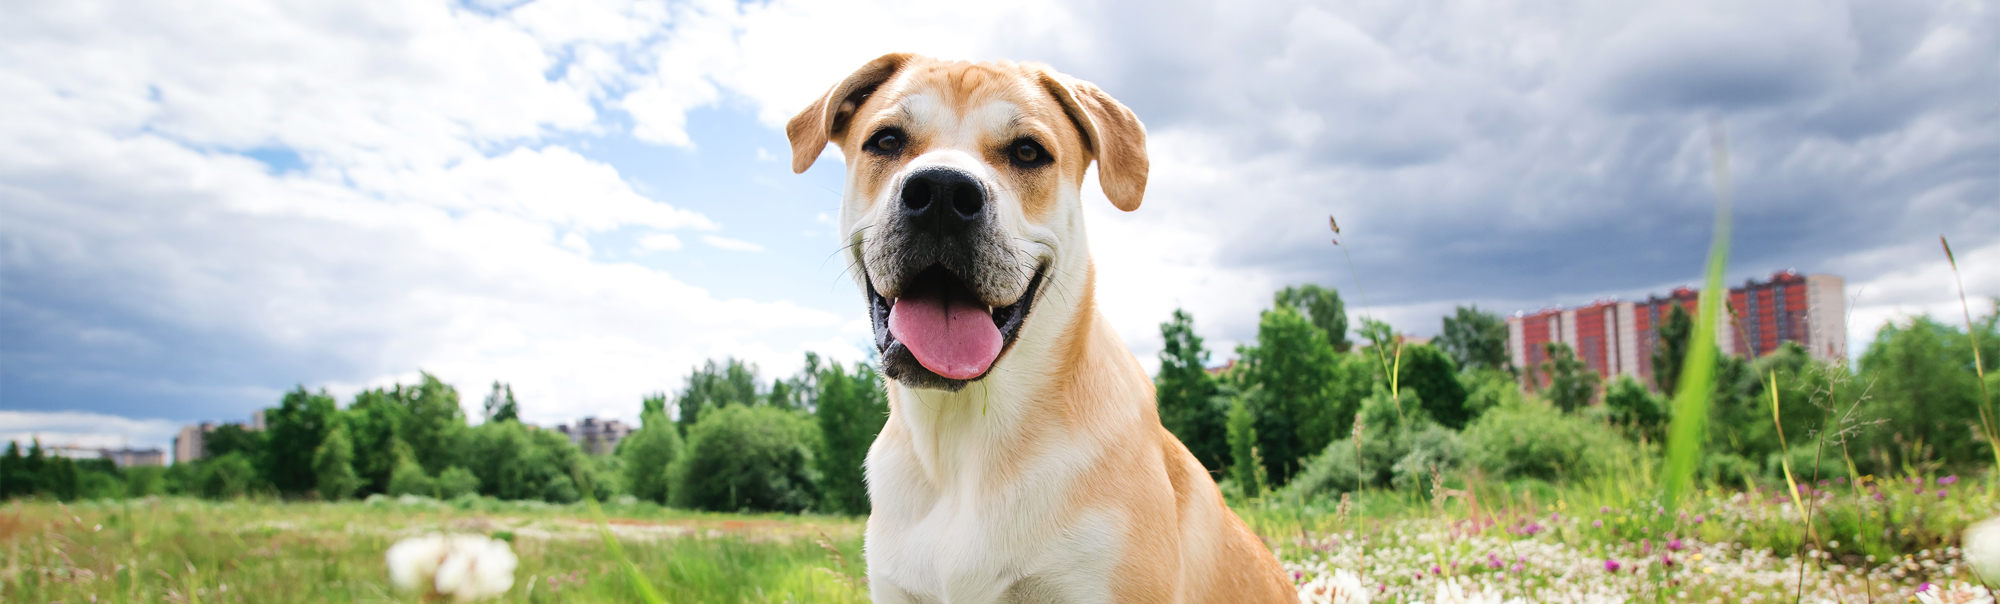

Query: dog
[788,54,1295,603]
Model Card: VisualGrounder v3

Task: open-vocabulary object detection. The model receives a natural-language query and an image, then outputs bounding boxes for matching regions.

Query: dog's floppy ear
[787,53,914,174]
[1036,70,1149,211]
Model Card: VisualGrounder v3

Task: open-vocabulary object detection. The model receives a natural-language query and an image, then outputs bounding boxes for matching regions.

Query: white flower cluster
[1298,568,1369,604]
[1963,516,2000,583]
[386,533,519,601]
[1916,581,1996,604]
[1422,577,1525,604]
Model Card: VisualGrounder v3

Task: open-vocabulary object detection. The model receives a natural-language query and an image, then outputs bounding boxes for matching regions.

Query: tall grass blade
[1663,121,1733,509]
[575,468,668,604]
[1942,236,2000,471]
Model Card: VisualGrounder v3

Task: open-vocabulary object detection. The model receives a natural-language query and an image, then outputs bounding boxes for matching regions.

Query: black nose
[899,167,985,230]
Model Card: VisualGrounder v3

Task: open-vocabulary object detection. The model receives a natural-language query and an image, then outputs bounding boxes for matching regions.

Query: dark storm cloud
[1008,0,1997,330]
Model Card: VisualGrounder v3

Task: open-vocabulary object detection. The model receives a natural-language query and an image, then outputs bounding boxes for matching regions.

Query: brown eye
[867,129,903,154]
[1012,143,1038,162]
[1008,139,1051,168]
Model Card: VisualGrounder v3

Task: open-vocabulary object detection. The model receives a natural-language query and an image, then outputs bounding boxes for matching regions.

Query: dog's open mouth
[869,264,1043,390]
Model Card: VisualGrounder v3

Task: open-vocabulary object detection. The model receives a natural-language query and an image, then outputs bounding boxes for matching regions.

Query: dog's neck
[884,263,1155,490]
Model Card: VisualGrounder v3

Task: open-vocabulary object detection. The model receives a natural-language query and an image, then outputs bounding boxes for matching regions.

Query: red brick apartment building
[1506,271,1847,389]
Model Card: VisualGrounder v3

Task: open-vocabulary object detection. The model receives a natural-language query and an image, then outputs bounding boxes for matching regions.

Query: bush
[459,420,587,502]
[387,458,435,497]
[1463,399,1623,482]
[200,453,261,498]
[619,412,683,504]
[1285,386,1461,500]
[672,405,822,513]
[1601,376,1669,443]
[436,466,480,499]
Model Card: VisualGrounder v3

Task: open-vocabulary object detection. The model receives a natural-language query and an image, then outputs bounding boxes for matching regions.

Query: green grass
[3,496,868,603]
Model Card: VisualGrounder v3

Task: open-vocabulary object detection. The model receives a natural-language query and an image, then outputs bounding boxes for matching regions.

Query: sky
[3,0,1995,455]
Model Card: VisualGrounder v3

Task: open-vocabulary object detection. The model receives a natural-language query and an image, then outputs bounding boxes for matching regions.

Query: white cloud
[701,235,765,252]
[638,233,683,251]
[1,411,182,454]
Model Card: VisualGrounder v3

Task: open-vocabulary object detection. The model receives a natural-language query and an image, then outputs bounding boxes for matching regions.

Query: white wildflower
[386,533,518,601]
[1916,581,1996,604]
[1298,568,1369,604]
[1966,516,2000,585]
[1425,577,1519,604]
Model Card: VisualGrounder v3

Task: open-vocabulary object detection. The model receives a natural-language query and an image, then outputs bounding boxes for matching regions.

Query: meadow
[7,467,1997,604]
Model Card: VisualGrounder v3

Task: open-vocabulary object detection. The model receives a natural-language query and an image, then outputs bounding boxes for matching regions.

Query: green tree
[312,422,361,500]
[1392,344,1471,429]
[619,393,685,504]
[1602,375,1669,442]
[1238,304,1344,486]
[396,373,466,475]
[203,423,266,461]
[813,355,888,515]
[461,420,587,502]
[1274,284,1350,351]
[1155,309,1229,472]
[673,405,822,513]
[1225,394,1265,500]
[200,453,261,499]
[1437,305,1512,373]
[678,358,765,433]
[346,388,406,495]
[266,386,339,495]
[483,381,520,423]
[1653,304,1693,397]
[1860,313,1996,471]
[436,466,481,498]
[1538,342,1600,413]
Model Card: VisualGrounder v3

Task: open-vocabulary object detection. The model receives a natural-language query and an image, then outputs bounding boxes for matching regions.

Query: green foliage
[436,466,481,499]
[200,453,262,498]
[1274,284,1350,351]
[678,358,766,433]
[1393,344,1471,429]
[1463,399,1624,481]
[1287,385,1463,499]
[204,423,267,461]
[1601,375,1670,442]
[1537,342,1599,413]
[673,405,822,513]
[312,422,360,500]
[1155,308,1229,472]
[460,419,586,502]
[1653,303,1693,397]
[1437,305,1512,373]
[1238,304,1345,485]
[386,453,435,497]
[344,388,405,495]
[1859,313,1998,472]
[395,373,466,475]
[620,404,685,505]
[1225,393,1266,500]
[266,386,339,495]
[482,381,520,423]
[812,354,888,516]
[1460,368,1523,420]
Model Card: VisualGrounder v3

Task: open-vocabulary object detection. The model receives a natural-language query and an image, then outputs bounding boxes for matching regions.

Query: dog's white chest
[865,441,1125,603]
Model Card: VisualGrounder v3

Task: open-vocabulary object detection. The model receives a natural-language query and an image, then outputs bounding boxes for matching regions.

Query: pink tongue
[889,295,1004,380]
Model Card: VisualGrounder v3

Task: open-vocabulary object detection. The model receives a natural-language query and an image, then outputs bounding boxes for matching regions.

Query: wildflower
[1667,538,1684,552]
[1942,489,1951,500]
[1603,559,1621,573]
[1962,516,2000,584]
[1592,520,1603,528]
[1296,568,1369,604]
[1940,476,1960,486]
[1693,514,1705,524]
[386,533,518,601]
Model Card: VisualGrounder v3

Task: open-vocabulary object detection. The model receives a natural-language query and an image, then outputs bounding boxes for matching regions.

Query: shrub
[387,457,435,497]
[436,466,481,499]
[200,453,261,498]
[1463,399,1623,482]
[1285,386,1461,500]
[672,405,822,513]
[459,420,586,502]
[619,412,683,504]
[1601,375,1669,442]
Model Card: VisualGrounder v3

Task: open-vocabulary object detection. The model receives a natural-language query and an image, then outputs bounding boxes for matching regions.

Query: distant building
[556,418,632,455]
[172,411,267,464]
[105,448,165,467]
[1508,271,1846,390]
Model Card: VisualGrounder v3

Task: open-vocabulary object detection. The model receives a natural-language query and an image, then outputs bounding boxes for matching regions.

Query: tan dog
[788,54,1294,603]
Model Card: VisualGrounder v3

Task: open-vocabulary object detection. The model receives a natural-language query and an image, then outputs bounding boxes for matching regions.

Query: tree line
[1157,287,2000,501]
[5,289,1995,510]
[2,353,889,515]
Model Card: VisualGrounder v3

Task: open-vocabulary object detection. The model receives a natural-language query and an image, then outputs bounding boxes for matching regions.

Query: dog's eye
[866,129,904,154]
[1008,139,1050,168]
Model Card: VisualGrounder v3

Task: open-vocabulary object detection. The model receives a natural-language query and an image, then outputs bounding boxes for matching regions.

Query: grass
[7,475,1992,603]
[2,496,869,603]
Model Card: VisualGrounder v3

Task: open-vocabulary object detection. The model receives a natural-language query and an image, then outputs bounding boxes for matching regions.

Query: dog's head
[788,54,1147,391]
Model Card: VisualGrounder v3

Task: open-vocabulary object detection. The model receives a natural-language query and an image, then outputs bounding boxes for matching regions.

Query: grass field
[6,474,1997,604]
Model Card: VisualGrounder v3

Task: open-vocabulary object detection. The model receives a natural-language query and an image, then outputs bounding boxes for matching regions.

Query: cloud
[701,235,765,252]
[1,411,183,455]
[2,0,1994,430]
[637,233,683,251]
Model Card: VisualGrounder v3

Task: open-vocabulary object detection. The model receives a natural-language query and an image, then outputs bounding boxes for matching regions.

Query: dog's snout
[899,168,985,229]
